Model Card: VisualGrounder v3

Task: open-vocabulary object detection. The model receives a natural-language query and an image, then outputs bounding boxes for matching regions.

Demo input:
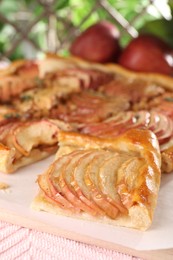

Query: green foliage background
[0,0,172,60]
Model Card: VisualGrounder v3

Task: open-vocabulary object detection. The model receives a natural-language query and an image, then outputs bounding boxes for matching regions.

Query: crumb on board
[0,182,10,190]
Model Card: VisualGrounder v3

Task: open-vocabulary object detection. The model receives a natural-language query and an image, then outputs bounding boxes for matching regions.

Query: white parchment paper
[0,156,173,251]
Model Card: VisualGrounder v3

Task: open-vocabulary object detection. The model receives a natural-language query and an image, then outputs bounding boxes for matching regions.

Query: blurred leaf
[70,0,96,27]
[140,19,173,48]
[55,0,69,10]
[30,21,47,50]
[58,49,70,56]
[9,45,25,60]
[168,0,173,13]
[0,42,5,53]
[0,0,19,14]
[24,0,36,5]
[0,21,4,31]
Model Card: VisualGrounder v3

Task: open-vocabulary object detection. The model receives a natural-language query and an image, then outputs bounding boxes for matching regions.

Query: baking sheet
[0,155,173,251]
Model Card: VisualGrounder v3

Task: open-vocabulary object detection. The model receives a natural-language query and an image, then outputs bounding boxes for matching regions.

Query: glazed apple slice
[82,122,121,137]
[155,114,173,145]
[148,112,173,144]
[81,112,133,137]
[84,152,120,219]
[58,150,100,216]
[37,173,64,208]
[116,157,148,209]
[47,152,80,212]
[94,113,134,138]
[38,162,78,212]
[99,111,133,129]
[104,111,134,125]
[95,124,125,138]
[147,111,160,132]
[72,151,106,216]
[130,111,150,128]
[152,113,168,136]
[104,111,133,124]
[12,119,61,156]
[98,154,131,214]
[105,111,150,134]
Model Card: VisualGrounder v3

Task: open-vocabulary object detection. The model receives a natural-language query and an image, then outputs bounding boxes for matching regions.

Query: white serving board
[0,156,173,259]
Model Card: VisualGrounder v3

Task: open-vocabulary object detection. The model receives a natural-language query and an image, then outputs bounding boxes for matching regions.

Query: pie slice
[0,119,73,173]
[32,128,161,230]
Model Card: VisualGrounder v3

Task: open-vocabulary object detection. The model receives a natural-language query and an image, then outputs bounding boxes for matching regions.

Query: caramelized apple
[119,34,173,75]
[70,21,120,63]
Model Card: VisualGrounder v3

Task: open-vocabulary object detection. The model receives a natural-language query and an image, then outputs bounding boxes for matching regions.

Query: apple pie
[2,54,173,231]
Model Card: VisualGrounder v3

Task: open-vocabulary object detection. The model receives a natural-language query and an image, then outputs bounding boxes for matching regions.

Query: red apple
[70,21,120,63]
[119,34,173,75]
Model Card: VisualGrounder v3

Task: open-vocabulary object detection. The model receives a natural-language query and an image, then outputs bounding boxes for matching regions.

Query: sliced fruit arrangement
[50,90,129,124]
[38,149,127,219]
[80,110,173,146]
[36,128,161,230]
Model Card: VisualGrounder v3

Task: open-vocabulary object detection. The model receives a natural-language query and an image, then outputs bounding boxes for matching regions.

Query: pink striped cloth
[0,221,143,260]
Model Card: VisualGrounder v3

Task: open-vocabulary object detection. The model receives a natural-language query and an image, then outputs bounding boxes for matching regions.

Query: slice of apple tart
[32,128,161,231]
[0,119,73,173]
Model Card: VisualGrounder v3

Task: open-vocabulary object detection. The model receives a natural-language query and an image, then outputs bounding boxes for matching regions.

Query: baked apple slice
[71,151,106,216]
[84,152,120,219]
[116,157,150,209]
[81,111,133,136]
[98,154,130,214]
[38,157,79,213]
[148,112,173,145]
[57,150,99,216]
